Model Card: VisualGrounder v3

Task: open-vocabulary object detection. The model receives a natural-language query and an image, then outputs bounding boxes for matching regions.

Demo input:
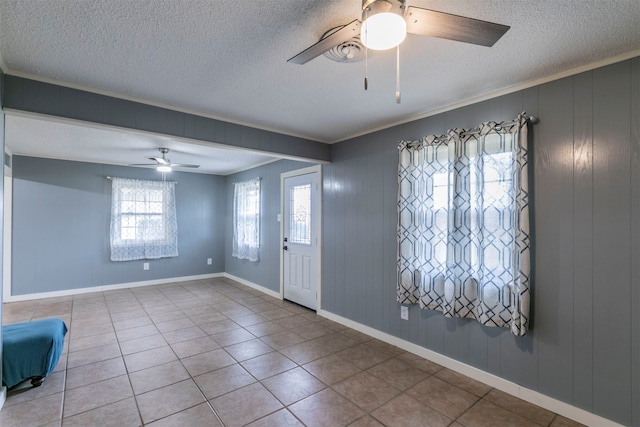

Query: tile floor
[1,278,584,427]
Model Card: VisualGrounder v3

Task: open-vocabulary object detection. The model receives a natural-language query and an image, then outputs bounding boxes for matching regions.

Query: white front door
[282,167,320,310]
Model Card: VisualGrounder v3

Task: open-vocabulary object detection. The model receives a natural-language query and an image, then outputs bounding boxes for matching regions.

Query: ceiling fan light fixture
[157,165,172,172]
[361,0,406,51]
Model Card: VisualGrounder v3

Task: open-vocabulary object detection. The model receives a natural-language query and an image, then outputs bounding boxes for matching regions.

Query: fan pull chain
[395,44,401,104]
[363,9,368,91]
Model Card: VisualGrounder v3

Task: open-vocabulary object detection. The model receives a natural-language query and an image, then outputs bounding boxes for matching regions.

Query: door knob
[283,245,288,250]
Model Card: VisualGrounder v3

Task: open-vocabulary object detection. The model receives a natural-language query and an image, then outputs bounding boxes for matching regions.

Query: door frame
[280,164,322,311]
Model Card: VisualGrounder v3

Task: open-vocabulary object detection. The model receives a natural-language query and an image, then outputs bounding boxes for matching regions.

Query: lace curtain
[397,113,531,336]
[110,177,178,261]
[232,178,261,262]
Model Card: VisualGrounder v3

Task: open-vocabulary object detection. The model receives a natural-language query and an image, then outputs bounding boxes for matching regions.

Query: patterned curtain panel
[232,178,261,262]
[397,113,530,336]
[110,177,178,261]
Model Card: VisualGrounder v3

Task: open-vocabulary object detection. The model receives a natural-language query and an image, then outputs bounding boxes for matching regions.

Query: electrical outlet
[207,258,212,265]
[400,305,409,320]
[143,262,149,271]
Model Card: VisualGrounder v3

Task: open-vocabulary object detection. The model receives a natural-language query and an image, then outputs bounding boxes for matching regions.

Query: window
[397,114,531,336]
[110,177,178,261]
[232,178,261,261]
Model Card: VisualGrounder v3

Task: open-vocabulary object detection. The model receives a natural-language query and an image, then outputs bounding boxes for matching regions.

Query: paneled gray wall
[11,156,226,295]
[322,57,640,425]
[2,76,330,162]
[224,159,312,293]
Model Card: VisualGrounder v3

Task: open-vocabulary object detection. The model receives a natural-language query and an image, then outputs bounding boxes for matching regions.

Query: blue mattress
[2,318,68,388]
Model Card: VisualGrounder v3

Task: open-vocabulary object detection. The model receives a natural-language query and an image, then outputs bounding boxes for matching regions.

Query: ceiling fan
[288,0,510,101]
[130,147,200,172]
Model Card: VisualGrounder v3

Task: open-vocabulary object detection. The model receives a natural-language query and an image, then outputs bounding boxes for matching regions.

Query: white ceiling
[0,0,639,172]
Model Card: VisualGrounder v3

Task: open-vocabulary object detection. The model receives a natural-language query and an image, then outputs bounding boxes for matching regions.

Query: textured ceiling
[0,0,639,170]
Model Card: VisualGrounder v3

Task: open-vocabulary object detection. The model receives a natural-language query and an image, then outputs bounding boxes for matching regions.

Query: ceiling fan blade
[288,19,361,65]
[169,164,200,169]
[129,163,157,167]
[405,7,509,47]
[148,156,168,165]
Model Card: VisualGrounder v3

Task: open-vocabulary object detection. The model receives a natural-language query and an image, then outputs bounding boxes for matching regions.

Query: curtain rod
[105,176,178,184]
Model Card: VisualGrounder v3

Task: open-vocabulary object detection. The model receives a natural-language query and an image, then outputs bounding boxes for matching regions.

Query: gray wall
[0,69,5,390]
[2,76,330,163]
[11,156,226,295]
[322,57,640,425]
[224,159,313,293]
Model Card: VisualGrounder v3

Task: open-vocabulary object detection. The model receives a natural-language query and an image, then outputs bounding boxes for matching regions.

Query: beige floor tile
[63,375,133,418]
[240,351,297,380]
[211,382,283,427]
[155,317,196,333]
[181,348,237,377]
[457,399,541,427]
[135,379,205,424]
[280,341,333,365]
[170,335,220,358]
[262,366,326,405]
[336,343,392,370]
[188,311,228,325]
[119,333,168,355]
[5,371,66,407]
[112,315,153,331]
[147,309,186,323]
[259,331,306,350]
[109,308,148,322]
[224,338,274,361]
[406,375,480,419]
[129,360,191,395]
[115,324,160,341]
[371,393,452,427]
[484,388,556,426]
[363,339,404,357]
[311,332,359,353]
[62,397,141,427]
[550,415,587,426]
[193,363,256,399]
[348,415,386,427]
[366,357,428,391]
[229,312,268,327]
[393,351,443,374]
[161,325,206,344]
[210,327,256,346]
[303,354,362,385]
[123,345,177,372]
[198,319,241,335]
[245,408,305,426]
[244,320,288,337]
[68,331,118,353]
[332,371,402,412]
[289,388,365,427]
[66,357,127,390]
[146,402,223,427]
[435,368,492,397]
[66,343,121,369]
[0,391,63,427]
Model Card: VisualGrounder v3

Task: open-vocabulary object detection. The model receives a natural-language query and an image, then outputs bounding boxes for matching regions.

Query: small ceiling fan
[130,147,200,172]
[288,0,510,102]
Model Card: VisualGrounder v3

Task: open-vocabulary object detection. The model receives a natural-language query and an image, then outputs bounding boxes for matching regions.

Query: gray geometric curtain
[397,113,530,336]
[110,177,178,261]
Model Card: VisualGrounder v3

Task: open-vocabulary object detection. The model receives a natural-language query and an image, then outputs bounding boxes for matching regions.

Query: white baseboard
[317,309,622,427]
[2,273,225,302]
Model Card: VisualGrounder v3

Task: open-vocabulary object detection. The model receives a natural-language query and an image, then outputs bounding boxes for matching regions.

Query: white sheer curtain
[397,113,530,336]
[110,177,178,261]
[232,178,261,262]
